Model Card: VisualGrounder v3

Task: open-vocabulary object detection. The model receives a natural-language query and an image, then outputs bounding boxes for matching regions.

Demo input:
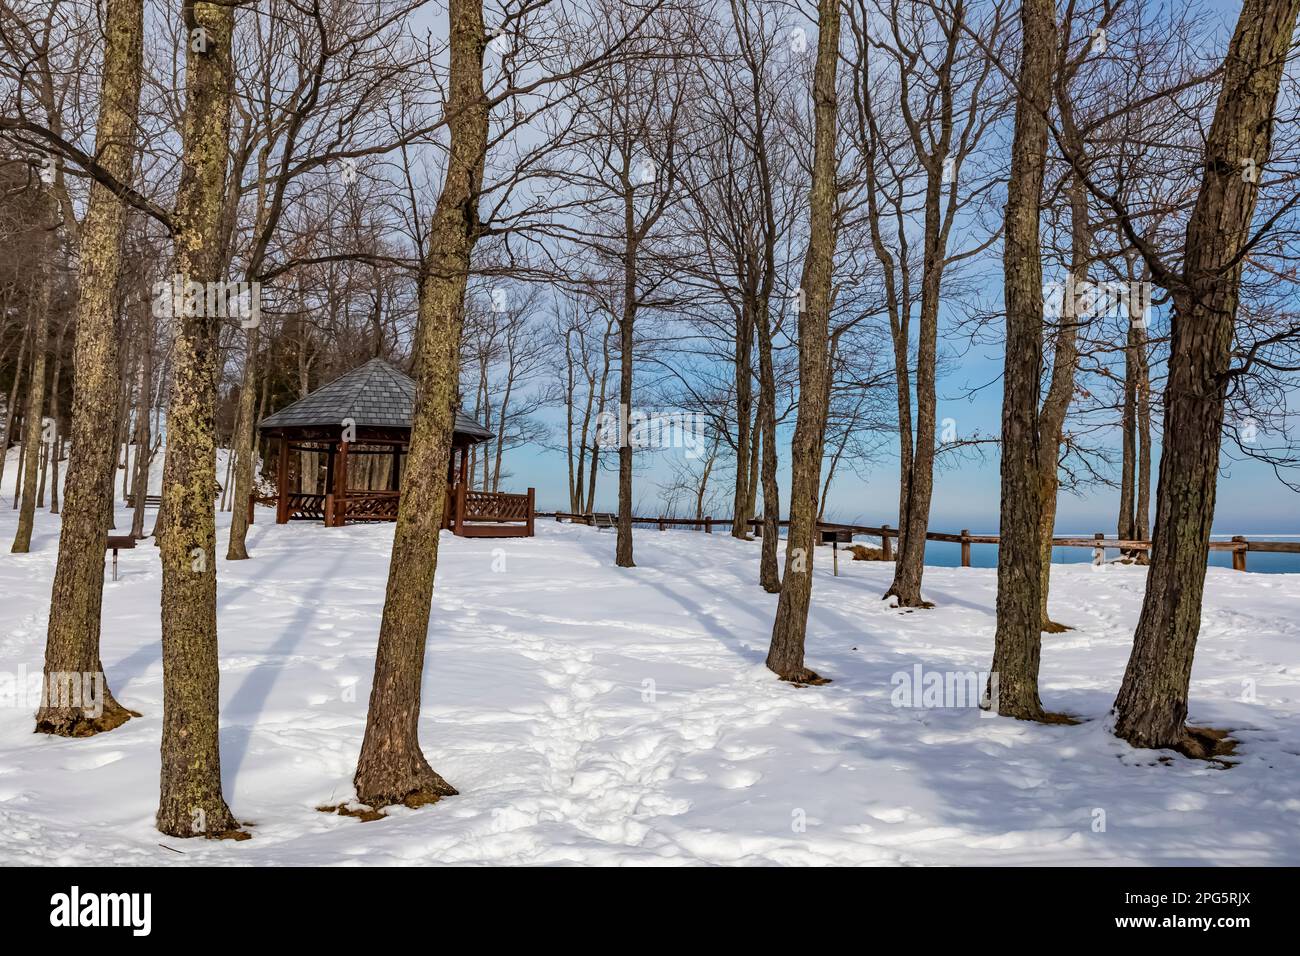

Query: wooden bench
[105,534,136,581]
[131,482,223,509]
[589,512,617,530]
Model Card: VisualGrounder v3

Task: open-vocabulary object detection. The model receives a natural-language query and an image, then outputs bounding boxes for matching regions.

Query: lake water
[918,536,1300,574]
[634,522,1300,574]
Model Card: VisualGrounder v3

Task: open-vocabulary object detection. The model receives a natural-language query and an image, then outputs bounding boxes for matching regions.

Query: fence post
[881,524,892,561]
[526,488,535,537]
[1232,536,1247,571]
[704,515,712,534]
[658,516,665,531]
[960,530,971,568]
[754,519,762,537]
[1094,532,1105,566]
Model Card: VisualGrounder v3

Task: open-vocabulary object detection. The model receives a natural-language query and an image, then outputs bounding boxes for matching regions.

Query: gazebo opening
[256,358,534,537]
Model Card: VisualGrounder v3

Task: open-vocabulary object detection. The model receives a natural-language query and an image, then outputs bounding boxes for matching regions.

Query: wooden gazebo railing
[254,485,535,538]
[443,485,535,538]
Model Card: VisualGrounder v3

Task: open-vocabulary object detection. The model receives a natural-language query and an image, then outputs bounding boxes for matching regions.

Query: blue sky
[483,0,1299,536]
[502,338,1300,536]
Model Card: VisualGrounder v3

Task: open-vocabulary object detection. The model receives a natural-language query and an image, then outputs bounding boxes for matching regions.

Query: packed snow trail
[2,506,1299,865]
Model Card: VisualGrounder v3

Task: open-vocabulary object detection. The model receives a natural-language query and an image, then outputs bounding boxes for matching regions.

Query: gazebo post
[325,441,336,500]
[335,440,350,526]
[390,445,401,491]
[276,436,289,524]
[322,443,336,527]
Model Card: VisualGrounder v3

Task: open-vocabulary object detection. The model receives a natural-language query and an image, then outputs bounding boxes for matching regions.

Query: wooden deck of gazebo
[256,358,534,537]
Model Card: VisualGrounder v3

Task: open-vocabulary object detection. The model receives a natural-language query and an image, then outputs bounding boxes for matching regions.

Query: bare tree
[988,0,1055,721]
[764,0,840,684]
[549,4,695,567]
[34,0,143,737]
[1114,0,1300,754]
[9,185,54,551]
[155,0,242,838]
[846,0,1009,608]
[350,0,488,808]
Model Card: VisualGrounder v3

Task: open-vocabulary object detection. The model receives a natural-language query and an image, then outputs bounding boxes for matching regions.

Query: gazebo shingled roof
[259,357,493,441]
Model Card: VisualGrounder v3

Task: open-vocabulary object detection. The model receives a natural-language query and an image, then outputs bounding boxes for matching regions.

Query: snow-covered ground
[1,501,1299,866]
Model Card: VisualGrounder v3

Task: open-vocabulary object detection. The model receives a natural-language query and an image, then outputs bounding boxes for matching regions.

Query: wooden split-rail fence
[539,511,1300,572]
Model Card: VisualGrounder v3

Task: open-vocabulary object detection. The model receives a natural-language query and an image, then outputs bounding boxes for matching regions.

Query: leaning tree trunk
[35,0,143,737]
[11,200,54,554]
[989,0,1055,720]
[1036,173,1088,631]
[1114,0,1300,753]
[765,0,839,683]
[353,0,487,809]
[155,0,240,838]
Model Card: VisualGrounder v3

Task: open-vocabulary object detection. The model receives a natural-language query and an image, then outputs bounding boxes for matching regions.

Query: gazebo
[256,358,535,537]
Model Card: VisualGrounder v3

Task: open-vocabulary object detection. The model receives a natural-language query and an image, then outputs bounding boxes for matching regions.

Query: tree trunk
[1114,0,1300,752]
[989,0,1055,720]
[1036,173,1089,631]
[0,306,29,495]
[1135,327,1152,550]
[565,333,580,512]
[225,325,259,558]
[615,231,637,567]
[756,314,781,591]
[586,321,613,514]
[130,319,152,539]
[48,321,65,514]
[745,403,760,522]
[116,342,133,509]
[12,439,24,508]
[1119,261,1152,560]
[730,298,753,537]
[353,0,487,809]
[35,0,143,738]
[12,219,51,553]
[155,0,240,838]
[1118,313,1138,543]
[765,0,839,683]
[883,162,945,609]
[36,437,48,509]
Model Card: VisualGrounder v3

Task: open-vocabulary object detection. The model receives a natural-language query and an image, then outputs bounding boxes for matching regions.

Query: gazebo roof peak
[259,356,492,441]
